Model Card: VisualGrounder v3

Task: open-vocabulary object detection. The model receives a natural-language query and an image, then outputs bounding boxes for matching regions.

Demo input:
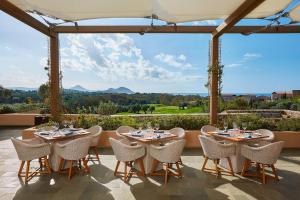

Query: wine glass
[224,121,228,132]
[154,123,160,131]
[233,122,237,130]
[146,122,152,131]
[242,122,247,133]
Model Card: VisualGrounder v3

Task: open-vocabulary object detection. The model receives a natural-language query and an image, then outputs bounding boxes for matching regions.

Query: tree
[0,85,11,99]
[97,101,118,115]
[142,104,150,114]
[179,102,188,110]
[149,105,155,114]
[38,83,50,103]
[25,97,32,104]
[226,97,249,110]
[130,104,141,113]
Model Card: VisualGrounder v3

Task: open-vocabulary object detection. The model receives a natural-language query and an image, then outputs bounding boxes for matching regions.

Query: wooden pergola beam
[212,0,265,38]
[209,37,219,125]
[52,25,300,34]
[50,32,60,121]
[0,0,50,36]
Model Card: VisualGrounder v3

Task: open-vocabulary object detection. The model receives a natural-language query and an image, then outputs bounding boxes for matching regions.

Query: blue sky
[0,1,300,93]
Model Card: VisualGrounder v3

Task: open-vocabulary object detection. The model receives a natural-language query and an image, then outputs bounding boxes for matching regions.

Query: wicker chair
[201,125,218,137]
[87,125,103,162]
[116,126,136,138]
[150,139,185,184]
[241,141,284,184]
[11,137,51,183]
[256,129,275,145]
[55,137,91,180]
[169,128,185,165]
[198,135,236,177]
[109,138,145,182]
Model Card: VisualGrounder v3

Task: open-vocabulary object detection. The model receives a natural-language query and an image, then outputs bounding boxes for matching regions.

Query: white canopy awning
[8,0,292,23]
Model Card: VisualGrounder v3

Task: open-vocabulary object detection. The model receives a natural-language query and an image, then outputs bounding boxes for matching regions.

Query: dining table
[34,128,90,171]
[209,130,268,173]
[120,130,177,174]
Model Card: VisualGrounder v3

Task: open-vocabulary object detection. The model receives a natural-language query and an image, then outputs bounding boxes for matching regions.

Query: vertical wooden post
[50,31,60,121]
[210,36,219,125]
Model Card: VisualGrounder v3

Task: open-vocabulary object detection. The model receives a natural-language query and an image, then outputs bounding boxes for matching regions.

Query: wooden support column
[50,32,60,121]
[210,37,219,125]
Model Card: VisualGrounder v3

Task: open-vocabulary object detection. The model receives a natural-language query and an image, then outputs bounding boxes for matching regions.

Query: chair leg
[137,158,145,176]
[202,156,208,171]
[68,160,73,180]
[214,159,220,178]
[114,161,120,176]
[164,164,169,184]
[93,146,100,161]
[18,161,25,177]
[241,159,249,177]
[271,164,279,181]
[25,161,30,183]
[227,157,234,176]
[151,159,159,174]
[82,158,90,173]
[179,157,183,165]
[124,162,128,182]
[44,156,51,174]
[176,162,182,178]
[262,164,266,184]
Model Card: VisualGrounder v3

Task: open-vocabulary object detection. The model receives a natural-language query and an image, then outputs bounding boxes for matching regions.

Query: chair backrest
[151,140,185,163]
[59,137,91,160]
[116,126,136,137]
[255,129,274,142]
[201,125,217,136]
[169,127,185,139]
[11,137,28,160]
[11,137,50,161]
[87,125,103,146]
[255,141,284,165]
[109,138,135,161]
[198,135,236,159]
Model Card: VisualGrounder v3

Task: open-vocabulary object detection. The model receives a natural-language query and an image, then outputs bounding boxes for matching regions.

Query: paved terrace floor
[0,127,300,200]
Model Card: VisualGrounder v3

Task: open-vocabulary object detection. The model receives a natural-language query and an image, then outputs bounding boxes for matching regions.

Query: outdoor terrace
[1,127,300,200]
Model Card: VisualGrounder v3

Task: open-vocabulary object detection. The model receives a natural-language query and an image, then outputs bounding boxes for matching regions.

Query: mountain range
[9,85,134,94]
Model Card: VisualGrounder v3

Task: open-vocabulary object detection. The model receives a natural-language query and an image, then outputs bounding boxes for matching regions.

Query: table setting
[207,121,269,172]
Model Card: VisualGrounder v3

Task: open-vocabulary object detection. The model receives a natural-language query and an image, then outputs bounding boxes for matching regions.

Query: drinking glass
[242,122,247,132]
[155,123,160,131]
[233,122,237,130]
[224,121,228,132]
[146,122,152,130]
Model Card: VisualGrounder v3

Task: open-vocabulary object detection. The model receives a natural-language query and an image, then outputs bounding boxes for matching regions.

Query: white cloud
[59,34,201,82]
[226,63,243,68]
[193,20,217,26]
[243,53,262,60]
[226,52,262,68]
[154,53,192,69]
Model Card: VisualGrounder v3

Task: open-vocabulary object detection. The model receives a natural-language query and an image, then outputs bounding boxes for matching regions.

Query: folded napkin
[38,131,50,136]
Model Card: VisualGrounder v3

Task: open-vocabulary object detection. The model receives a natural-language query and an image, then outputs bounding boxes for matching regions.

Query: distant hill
[102,87,134,94]
[68,85,134,94]
[9,85,134,94]
[69,85,89,92]
[9,87,37,91]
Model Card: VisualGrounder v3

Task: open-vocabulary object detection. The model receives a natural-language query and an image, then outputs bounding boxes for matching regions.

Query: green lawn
[117,104,205,115]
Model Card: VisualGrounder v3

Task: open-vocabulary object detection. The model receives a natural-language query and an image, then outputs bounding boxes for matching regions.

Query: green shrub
[275,118,300,131]
[65,114,300,131]
[0,105,16,114]
[97,101,118,115]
